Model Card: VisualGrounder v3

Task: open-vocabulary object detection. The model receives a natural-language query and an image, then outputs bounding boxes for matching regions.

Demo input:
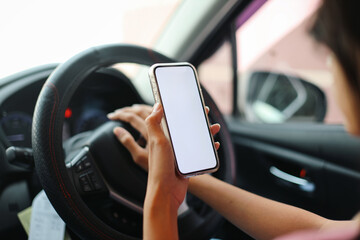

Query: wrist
[145,182,180,212]
[188,174,213,193]
[144,184,179,240]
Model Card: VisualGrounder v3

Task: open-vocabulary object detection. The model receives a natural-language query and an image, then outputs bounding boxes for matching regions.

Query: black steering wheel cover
[32,44,236,239]
[32,44,174,240]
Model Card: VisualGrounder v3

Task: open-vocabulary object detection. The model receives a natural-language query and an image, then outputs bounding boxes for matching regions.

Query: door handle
[269,166,315,193]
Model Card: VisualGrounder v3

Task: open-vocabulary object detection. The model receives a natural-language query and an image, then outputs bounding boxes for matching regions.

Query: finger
[131,104,153,119]
[109,111,148,140]
[145,103,164,138]
[107,112,117,119]
[210,123,221,136]
[107,104,152,120]
[214,142,220,150]
[113,127,144,156]
[205,106,210,115]
[116,104,152,120]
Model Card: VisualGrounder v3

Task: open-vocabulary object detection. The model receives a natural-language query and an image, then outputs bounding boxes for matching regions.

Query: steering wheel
[32,44,236,240]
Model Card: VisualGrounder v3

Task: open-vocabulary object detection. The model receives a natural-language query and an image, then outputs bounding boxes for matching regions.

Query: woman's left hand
[144,103,189,208]
[141,103,188,240]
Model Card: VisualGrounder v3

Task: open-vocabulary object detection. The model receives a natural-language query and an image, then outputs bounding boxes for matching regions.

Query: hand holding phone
[148,62,219,177]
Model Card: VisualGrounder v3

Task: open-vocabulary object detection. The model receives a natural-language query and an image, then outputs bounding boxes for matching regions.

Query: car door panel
[324,162,360,219]
[226,118,360,220]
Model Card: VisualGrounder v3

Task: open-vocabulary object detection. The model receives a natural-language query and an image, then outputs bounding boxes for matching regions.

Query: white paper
[28,190,65,240]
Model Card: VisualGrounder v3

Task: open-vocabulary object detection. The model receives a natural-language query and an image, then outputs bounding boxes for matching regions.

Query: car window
[198,41,233,115]
[0,0,180,79]
[199,0,345,124]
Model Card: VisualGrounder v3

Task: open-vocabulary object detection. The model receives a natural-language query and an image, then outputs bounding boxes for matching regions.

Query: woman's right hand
[107,104,221,171]
[108,104,153,170]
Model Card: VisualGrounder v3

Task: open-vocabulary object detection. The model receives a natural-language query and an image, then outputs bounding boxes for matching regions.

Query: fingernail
[107,113,114,119]
[153,103,161,112]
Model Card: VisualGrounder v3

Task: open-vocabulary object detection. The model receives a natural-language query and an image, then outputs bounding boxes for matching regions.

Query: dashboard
[0,65,145,149]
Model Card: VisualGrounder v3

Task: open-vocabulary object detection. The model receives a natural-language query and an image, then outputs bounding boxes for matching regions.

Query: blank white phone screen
[155,65,218,175]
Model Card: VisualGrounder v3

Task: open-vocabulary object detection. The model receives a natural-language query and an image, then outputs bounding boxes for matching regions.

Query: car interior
[0,0,359,239]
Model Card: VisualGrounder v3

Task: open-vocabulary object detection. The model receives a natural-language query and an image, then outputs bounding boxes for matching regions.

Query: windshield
[0,0,180,79]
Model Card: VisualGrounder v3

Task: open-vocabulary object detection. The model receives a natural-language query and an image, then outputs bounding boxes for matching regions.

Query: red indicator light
[300,169,307,178]
[65,108,72,118]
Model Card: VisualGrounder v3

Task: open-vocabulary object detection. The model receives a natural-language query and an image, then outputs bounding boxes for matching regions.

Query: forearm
[144,185,179,240]
[188,174,330,240]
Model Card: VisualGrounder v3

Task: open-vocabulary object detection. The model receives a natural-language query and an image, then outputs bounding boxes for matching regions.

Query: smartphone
[148,62,219,177]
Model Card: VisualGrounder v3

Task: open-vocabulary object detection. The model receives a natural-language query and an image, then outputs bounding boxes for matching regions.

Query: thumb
[145,103,164,137]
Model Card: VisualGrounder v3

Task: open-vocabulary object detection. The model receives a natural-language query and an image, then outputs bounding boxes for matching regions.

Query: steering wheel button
[79,176,89,185]
[89,172,95,179]
[88,172,103,190]
[75,162,84,172]
[82,184,92,192]
[83,161,91,169]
